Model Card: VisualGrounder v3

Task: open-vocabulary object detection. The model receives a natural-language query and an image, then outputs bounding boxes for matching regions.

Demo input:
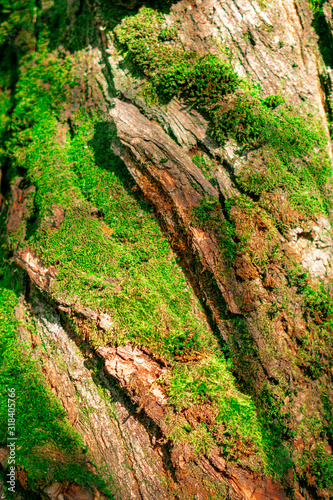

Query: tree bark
[1,0,333,499]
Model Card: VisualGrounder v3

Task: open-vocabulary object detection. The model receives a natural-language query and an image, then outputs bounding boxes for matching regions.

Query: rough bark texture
[107,96,333,498]
[30,294,174,500]
[1,0,333,499]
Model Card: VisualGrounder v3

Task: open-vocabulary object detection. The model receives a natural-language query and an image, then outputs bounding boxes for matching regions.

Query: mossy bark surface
[0,1,333,499]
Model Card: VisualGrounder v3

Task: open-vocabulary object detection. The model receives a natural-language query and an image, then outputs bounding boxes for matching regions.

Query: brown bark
[12,246,289,499]
[2,0,333,498]
[107,97,332,498]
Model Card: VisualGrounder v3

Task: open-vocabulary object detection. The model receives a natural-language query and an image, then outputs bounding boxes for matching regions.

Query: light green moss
[0,244,113,496]
[169,356,264,449]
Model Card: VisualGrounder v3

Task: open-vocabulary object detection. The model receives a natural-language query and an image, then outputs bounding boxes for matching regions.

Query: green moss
[321,390,333,443]
[115,7,332,219]
[157,55,240,104]
[0,23,278,475]
[261,94,286,109]
[2,2,332,492]
[309,0,333,69]
[0,8,104,495]
[0,244,113,496]
[1,5,114,491]
[303,282,333,326]
[114,8,240,107]
[310,446,333,490]
[191,154,216,181]
[286,267,333,372]
[19,110,214,360]
[169,356,263,446]
[3,43,214,366]
[226,98,331,216]
[298,439,333,491]
[256,386,294,478]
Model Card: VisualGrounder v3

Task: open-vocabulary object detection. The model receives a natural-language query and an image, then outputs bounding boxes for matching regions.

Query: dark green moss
[309,0,333,69]
[256,385,294,478]
[321,390,333,444]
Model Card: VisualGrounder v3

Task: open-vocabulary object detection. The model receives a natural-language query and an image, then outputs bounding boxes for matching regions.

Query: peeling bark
[27,292,176,500]
[109,99,240,316]
[14,248,113,331]
[107,96,333,499]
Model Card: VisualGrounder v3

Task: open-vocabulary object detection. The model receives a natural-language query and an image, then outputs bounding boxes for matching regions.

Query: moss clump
[169,356,264,458]
[21,109,212,360]
[114,9,240,105]
[256,385,294,478]
[115,7,332,219]
[294,277,333,378]
[191,195,277,268]
[307,446,333,490]
[157,55,240,104]
[321,390,333,444]
[222,96,331,216]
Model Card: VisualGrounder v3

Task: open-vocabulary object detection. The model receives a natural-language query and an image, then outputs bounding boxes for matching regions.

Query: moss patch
[169,356,264,458]
[0,230,113,496]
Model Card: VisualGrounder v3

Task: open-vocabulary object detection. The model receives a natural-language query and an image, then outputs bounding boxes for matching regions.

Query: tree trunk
[0,0,332,499]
